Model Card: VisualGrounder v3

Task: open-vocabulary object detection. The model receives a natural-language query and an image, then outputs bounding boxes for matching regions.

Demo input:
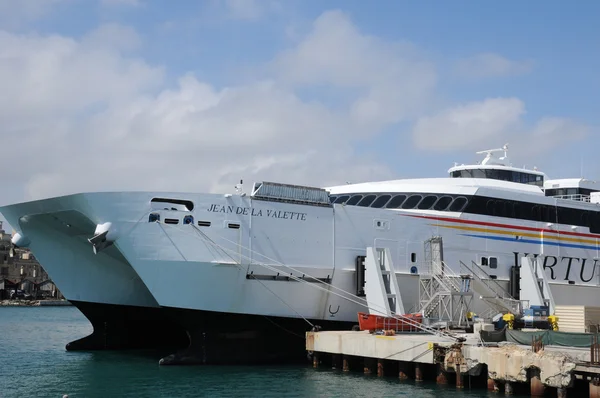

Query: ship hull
[157,306,354,365]
[0,195,185,352]
[67,300,189,352]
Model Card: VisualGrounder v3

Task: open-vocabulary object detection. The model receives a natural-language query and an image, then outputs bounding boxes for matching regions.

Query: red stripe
[407,214,600,239]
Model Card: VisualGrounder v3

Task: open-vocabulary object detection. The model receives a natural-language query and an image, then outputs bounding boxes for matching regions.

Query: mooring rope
[156,221,460,341]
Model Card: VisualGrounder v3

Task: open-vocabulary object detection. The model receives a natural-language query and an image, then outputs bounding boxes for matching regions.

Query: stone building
[0,221,62,299]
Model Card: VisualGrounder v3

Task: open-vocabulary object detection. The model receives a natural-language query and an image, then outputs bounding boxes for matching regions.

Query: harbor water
[1,306,508,397]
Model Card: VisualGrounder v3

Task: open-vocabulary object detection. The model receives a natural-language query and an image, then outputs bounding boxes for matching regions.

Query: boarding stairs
[419,237,474,329]
[519,256,555,314]
[364,246,468,341]
[459,260,523,316]
[364,247,405,316]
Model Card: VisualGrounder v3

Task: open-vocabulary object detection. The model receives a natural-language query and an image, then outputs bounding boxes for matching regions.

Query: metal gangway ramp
[419,237,474,329]
[459,260,524,316]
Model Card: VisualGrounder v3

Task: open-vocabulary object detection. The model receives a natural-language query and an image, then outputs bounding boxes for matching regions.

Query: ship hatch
[150,198,194,211]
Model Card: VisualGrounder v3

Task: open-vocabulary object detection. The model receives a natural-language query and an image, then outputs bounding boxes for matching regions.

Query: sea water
[0,306,504,397]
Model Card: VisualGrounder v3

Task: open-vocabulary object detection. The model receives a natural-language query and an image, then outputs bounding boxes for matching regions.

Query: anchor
[328,305,340,317]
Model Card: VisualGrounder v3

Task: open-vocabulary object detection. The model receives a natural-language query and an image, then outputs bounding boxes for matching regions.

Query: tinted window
[371,195,391,208]
[418,195,438,210]
[346,195,362,205]
[434,196,453,211]
[489,257,498,269]
[486,200,496,216]
[334,195,350,204]
[357,194,376,207]
[402,195,422,209]
[386,195,407,209]
[449,197,468,212]
[472,169,486,178]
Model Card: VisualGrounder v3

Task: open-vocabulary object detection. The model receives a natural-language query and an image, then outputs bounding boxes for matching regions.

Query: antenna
[235,179,244,195]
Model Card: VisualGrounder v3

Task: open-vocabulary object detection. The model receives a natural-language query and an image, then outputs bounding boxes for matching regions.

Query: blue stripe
[460,234,599,251]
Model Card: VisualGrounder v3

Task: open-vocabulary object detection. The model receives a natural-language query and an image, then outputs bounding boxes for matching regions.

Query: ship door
[425,236,444,275]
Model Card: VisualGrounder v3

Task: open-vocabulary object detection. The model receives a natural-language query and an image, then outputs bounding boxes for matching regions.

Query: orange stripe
[407,214,600,238]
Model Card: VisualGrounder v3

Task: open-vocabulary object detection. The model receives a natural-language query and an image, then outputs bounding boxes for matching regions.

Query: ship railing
[552,194,591,202]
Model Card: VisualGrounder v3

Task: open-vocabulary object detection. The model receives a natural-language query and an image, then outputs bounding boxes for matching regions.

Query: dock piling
[590,378,600,398]
[415,364,423,382]
[487,377,496,391]
[398,362,410,380]
[505,381,513,395]
[436,364,448,385]
[530,368,545,396]
[377,359,384,377]
[364,358,374,375]
[456,365,464,389]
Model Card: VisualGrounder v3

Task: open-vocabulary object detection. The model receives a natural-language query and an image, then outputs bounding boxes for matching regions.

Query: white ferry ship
[2,145,599,363]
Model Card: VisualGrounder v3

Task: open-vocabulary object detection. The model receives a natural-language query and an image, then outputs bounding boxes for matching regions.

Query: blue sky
[0,0,598,232]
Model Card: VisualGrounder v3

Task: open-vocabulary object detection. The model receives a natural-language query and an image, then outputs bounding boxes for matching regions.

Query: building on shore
[0,221,63,300]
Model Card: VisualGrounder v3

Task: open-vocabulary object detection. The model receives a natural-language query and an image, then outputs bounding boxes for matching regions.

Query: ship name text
[207,204,307,221]
[516,252,599,283]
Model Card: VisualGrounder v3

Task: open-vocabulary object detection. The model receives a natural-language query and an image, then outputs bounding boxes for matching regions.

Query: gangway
[418,237,474,329]
[520,256,555,314]
[363,245,467,342]
[459,260,524,315]
[364,247,405,316]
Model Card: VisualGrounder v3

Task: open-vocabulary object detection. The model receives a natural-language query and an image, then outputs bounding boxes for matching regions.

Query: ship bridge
[448,144,546,188]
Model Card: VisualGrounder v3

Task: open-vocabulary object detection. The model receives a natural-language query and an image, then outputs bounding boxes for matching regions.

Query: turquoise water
[0,307,498,397]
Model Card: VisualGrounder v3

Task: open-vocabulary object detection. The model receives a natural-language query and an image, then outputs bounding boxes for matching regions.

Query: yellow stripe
[430,223,599,245]
[375,335,396,340]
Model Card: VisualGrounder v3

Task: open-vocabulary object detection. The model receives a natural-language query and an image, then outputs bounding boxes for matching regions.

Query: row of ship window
[330,192,600,233]
[329,193,469,212]
[147,213,239,229]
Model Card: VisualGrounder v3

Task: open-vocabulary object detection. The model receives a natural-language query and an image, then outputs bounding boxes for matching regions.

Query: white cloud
[273,10,437,131]
[0,11,403,203]
[0,28,162,121]
[412,97,587,155]
[455,52,534,79]
[0,8,589,205]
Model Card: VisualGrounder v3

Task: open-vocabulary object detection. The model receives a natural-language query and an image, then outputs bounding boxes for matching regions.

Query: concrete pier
[307,330,600,397]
